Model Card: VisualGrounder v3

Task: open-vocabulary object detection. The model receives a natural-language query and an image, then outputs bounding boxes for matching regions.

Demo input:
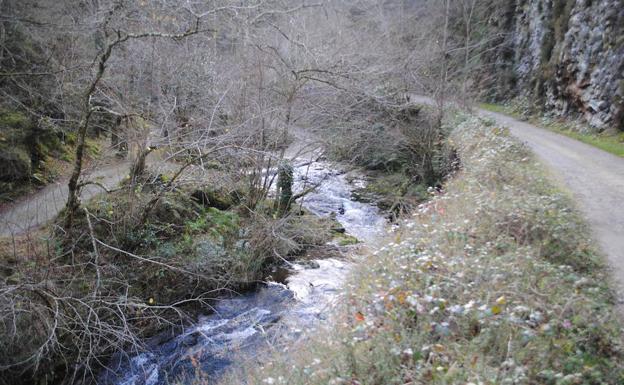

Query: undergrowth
[220,115,624,385]
[329,103,457,216]
[0,108,103,202]
[0,177,334,384]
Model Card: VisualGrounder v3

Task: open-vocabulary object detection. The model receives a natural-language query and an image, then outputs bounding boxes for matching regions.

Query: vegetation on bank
[222,115,624,385]
[0,109,103,202]
[0,163,338,384]
[326,104,457,217]
[479,101,624,158]
[0,100,449,385]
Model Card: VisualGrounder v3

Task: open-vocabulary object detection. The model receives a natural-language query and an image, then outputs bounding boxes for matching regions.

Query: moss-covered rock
[352,171,429,214]
[0,146,31,182]
[0,109,72,200]
[190,187,237,210]
[151,192,202,226]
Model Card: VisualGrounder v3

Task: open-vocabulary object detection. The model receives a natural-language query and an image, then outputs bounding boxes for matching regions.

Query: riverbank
[0,156,339,384]
[97,161,388,385]
[0,147,392,385]
[221,114,624,384]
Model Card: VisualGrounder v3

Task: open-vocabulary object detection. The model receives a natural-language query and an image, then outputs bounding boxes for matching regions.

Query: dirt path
[0,159,132,237]
[0,153,184,238]
[0,128,320,239]
[478,109,624,308]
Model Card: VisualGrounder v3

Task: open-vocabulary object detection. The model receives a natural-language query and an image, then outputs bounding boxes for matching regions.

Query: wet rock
[298,260,321,269]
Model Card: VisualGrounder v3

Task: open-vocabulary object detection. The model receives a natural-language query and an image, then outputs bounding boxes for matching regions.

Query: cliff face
[489,0,624,130]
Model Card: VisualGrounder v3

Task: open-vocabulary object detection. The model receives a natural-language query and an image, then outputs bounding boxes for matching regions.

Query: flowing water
[101,161,387,385]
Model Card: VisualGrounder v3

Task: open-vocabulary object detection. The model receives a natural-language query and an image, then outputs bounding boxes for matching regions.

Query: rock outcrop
[485,0,624,130]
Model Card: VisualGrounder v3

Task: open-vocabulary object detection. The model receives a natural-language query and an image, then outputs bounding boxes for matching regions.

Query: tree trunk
[130,147,153,182]
[64,40,115,229]
[64,111,94,229]
[111,115,121,148]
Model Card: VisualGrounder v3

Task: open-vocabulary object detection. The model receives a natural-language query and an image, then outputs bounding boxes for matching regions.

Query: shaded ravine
[99,160,387,385]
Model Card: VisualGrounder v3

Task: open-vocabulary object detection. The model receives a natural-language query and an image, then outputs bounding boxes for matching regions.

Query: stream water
[101,161,387,385]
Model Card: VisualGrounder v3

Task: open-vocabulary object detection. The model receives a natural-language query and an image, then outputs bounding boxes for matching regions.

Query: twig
[83,208,101,298]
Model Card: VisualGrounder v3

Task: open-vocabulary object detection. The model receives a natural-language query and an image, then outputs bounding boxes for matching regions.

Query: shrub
[326,103,454,187]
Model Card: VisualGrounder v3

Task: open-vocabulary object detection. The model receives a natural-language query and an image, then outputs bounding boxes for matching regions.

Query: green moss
[335,233,359,246]
[276,162,294,215]
[0,109,75,201]
[0,110,30,130]
[204,207,240,241]
[85,138,101,157]
[0,146,31,182]
[191,187,237,210]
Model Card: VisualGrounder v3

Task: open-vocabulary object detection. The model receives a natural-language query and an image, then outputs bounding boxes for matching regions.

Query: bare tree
[63,5,210,229]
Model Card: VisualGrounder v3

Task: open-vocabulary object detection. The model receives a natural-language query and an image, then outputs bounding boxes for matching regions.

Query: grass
[478,102,508,115]
[219,114,624,385]
[556,129,624,157]
[479,102,624,158]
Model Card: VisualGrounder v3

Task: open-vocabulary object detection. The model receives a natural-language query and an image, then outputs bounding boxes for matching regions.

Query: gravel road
[479,109,624,310]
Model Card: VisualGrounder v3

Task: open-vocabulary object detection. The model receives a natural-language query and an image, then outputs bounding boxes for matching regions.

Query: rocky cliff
[484,0,624,130]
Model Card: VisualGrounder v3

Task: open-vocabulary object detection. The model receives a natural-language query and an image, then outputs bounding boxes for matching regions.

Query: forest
[1,1,623,384]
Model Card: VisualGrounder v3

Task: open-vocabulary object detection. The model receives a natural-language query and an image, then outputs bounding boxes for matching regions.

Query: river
[100,160,387,385]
